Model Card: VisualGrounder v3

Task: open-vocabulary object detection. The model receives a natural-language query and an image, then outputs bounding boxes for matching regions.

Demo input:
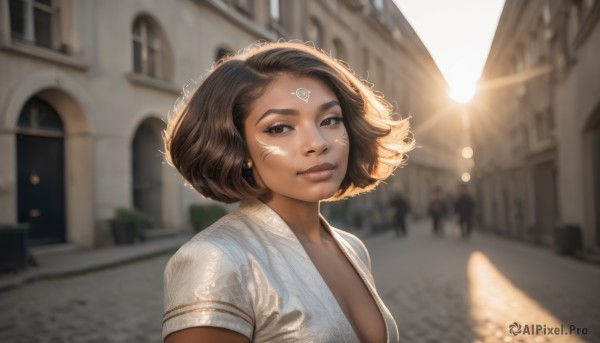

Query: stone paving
[371,219,600,343]
[0,256,170,343]
[0,219,599,342]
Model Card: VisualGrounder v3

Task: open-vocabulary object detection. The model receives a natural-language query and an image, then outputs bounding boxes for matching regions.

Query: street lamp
[461,172,471,183]
[461,146,474,159]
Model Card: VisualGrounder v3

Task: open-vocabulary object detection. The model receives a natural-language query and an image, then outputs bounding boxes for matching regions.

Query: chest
[302,242,387,343]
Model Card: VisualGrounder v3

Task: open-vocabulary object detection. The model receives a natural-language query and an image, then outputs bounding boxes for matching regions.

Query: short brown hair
[164,41,413,203]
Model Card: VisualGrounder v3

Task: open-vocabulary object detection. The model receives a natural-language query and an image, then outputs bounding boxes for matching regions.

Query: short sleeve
[162,240,254,341]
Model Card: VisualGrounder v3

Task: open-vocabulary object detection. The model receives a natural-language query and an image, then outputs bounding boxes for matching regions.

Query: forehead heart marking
[291,88,311,102]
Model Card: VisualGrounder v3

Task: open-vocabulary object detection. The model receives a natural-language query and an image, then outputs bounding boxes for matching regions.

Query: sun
[449,80,477,103]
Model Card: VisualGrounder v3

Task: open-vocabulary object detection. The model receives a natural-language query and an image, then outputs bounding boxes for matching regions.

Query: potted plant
[189,204,228,233]
[0,223,30,271]
[111,208,147,245]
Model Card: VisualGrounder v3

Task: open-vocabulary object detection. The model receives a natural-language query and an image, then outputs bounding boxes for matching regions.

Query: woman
[162,41,412,343]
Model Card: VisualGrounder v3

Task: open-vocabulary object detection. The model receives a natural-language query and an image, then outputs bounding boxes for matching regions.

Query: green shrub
[189,204,228,233]
[114,208,147,225]
[112,208,147,244]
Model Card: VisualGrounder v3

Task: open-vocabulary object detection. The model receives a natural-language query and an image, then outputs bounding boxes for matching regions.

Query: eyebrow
[256,100,341,125]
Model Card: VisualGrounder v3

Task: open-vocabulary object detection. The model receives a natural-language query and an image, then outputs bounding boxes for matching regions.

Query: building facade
[0,0,460,249]
[471,0,600,254]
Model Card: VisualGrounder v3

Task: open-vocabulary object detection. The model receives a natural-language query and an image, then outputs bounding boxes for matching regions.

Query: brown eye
[266,124,293,134]
[321,117,343,127]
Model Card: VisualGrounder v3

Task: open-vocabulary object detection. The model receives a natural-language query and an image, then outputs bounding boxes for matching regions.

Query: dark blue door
[16,97,66,246]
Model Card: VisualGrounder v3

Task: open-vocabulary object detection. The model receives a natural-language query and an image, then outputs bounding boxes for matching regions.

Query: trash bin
[554,224,582,255]
[0,223,30,271]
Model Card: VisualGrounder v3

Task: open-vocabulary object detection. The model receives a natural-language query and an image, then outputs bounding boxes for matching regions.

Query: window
[375,57,385,87]
[332,38,347,61]
[546,109,555,131]
[373,0,384,12]
[535,112,547,141]
[17,97,64,133]
[362,47,370,77]
[233,0,253,17]
[542,3,552,26]
[570,0,583,29]
[269,0,280,22]
[9,0,57,49]
[307,18,322,48]
[132,16,163,79]
[215,47,232,61]
[585,0,596,9]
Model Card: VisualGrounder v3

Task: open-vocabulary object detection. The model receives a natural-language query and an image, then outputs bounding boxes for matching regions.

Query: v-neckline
[239,199,389,342]
[316,216,389,342]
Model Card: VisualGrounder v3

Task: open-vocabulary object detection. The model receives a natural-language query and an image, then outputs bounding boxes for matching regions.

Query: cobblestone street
[371,220,600,343]
[0,255,170,343]
[1,219,599,343]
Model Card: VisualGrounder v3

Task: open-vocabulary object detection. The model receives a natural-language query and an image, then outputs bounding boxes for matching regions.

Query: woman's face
[243,74,349,203]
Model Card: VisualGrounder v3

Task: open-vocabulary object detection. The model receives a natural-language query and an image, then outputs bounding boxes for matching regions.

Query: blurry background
[0,0,466,248]
[1,0,599,261]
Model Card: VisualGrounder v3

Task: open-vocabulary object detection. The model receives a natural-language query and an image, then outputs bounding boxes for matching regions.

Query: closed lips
[298,162,336,174]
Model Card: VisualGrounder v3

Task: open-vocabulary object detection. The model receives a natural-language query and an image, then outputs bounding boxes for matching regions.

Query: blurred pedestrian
[454,183,475,237]
[428,187,447,235]
[390,186,410,237]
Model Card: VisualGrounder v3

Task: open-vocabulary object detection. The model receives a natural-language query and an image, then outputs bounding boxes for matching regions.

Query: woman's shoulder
[163,211,256,341]
[170,211,253,267]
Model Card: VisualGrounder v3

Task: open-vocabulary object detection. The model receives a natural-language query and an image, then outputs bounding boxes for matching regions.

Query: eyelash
[265,116,344,135]
[321,117,344,127]
[265,123,293,134]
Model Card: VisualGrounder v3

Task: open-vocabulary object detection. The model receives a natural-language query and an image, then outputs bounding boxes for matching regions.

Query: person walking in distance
[428,187,446,235]
[390,185,410,237]
[454,183,475,238]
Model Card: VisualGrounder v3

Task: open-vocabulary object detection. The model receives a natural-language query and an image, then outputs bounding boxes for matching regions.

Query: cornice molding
[201,0,277,41]
[0,41,89,71]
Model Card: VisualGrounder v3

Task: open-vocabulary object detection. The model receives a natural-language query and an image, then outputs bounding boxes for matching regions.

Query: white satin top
[162,199,399,342]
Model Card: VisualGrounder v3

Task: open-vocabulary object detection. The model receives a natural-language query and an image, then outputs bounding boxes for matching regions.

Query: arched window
[307,17,323,48]
[373,0,384,12]
[132,16,164,79]
[269,0,280,22]
[332,38,347,61]
[215,47,233,61]
[362,47,370,77]
[17,97,64,134]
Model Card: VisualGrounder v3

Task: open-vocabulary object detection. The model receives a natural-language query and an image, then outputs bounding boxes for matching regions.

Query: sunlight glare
[449,80,477,103]
[468,251,585,342]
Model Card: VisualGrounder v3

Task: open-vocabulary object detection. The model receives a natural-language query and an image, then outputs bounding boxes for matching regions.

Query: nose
[302,126,329,156]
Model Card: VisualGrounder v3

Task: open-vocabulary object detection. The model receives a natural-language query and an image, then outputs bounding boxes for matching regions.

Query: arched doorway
[132,119,164,227]
[593,132,600,246]
[16,97,66,245]
[584,105,600,249]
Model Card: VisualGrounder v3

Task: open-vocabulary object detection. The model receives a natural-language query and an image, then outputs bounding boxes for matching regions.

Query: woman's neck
[260,194,327,245]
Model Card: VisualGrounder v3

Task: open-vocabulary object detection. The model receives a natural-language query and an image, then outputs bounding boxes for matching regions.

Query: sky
[393,0,505,101]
